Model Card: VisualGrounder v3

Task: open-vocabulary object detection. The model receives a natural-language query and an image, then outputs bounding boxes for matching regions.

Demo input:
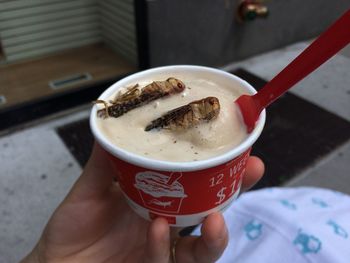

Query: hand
[22,143,264,263]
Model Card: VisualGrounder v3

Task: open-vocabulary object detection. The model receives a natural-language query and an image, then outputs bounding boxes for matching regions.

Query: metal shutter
[0,0,101,63]
[99,0,137,64]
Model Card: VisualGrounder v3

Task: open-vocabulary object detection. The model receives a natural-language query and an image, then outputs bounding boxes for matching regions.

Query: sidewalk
[1,41,350,263]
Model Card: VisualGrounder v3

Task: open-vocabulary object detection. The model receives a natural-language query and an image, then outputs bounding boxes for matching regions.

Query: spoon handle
[254,9,350,110]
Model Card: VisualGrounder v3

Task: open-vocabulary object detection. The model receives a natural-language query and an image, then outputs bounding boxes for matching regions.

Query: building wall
[146,0,350,67]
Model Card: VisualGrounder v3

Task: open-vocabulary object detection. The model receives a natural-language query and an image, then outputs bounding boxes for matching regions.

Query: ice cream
[96,76,248,162]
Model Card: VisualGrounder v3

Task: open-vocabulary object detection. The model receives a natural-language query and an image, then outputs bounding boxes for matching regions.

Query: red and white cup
[90,65,265,227]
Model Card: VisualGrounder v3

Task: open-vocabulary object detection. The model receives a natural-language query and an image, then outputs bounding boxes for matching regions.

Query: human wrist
[20,245,42,263]
[20,252,38,263]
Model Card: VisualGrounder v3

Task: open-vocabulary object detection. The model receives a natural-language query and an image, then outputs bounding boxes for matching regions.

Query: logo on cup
[134,171,187,213]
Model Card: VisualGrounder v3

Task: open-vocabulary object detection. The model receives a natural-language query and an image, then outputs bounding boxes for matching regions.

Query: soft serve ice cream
[96,76,248,162]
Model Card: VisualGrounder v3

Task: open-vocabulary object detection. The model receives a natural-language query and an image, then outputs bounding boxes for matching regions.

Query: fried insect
[96,78,185,118]
[145,97,220,131]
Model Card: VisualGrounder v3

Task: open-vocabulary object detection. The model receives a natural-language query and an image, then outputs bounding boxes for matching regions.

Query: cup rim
[90,65,266,172]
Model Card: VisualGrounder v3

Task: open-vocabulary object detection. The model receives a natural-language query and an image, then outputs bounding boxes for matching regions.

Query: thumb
[144,218,171,263]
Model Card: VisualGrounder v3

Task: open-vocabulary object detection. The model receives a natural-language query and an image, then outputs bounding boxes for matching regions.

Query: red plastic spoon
[236,9,350,133]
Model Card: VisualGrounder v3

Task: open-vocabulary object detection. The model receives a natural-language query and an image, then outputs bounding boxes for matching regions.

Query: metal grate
[49,73,92,89]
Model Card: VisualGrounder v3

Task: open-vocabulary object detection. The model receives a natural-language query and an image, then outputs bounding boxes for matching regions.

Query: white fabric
[193,187,350,262]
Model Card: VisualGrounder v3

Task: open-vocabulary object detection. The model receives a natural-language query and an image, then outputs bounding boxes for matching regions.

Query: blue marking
[293,229,322,254]
[311,197,329,208]
[280,199,297,210]
[244,220,263,240]
[327,220,348,239]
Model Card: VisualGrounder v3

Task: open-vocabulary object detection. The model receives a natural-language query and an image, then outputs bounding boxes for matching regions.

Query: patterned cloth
[193,187,350,262]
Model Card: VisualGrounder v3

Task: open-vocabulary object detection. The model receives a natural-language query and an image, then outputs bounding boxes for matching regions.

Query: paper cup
[90,65,265,227]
